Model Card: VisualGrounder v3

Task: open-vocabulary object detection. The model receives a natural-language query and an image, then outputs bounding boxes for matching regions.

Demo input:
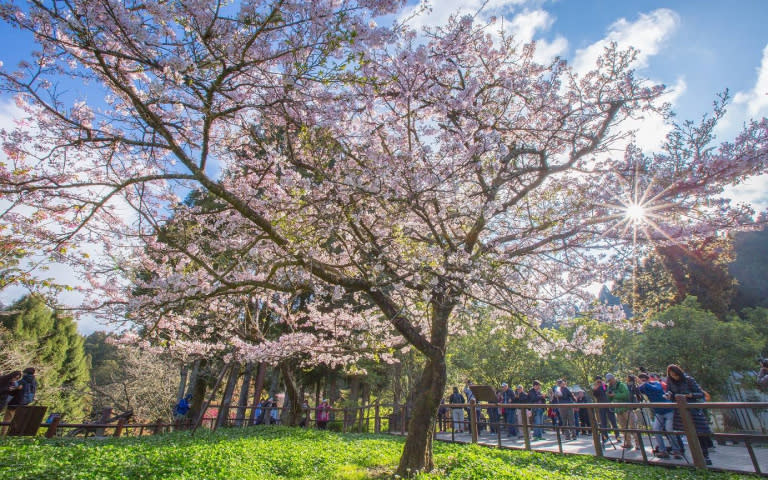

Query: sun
[624,203,647,224]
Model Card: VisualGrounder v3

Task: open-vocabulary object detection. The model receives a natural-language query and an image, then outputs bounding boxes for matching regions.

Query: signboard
[468,385,497,403]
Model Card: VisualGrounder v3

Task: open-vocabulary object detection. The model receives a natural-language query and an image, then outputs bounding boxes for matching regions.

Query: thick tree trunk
[395,355,446,476]
[235,362,254,426]
[359,382,370,432]
[389,282,452,477]
[188,359,206,420]
[279,363,303,426]
[250,362,267,424]
[346,376,360,429]
[392,362,403,417]
[216,363,240,428]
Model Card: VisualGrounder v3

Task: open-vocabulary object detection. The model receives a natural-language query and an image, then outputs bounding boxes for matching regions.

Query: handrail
[4,399,768,475]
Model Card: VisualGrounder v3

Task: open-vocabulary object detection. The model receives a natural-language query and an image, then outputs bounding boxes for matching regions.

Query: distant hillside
[730,228,768,311]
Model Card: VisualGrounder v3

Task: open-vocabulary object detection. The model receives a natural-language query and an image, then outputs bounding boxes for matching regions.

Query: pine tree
[0,295,91,421]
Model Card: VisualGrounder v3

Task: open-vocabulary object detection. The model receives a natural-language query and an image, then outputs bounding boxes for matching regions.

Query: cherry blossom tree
[1,0,767,475]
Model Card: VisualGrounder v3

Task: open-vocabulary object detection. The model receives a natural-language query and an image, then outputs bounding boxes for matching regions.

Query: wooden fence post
[521,407,531,451]
[374,401,381,434]
[590,407,603,458]
[45,415,61,439]
[470,399,478,444]
[152,419,163,435]
[94,407,112,437]
[676,396,707,468]
[114,418,126,437]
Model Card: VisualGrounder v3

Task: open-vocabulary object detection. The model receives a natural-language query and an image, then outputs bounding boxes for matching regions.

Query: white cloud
[507,8,552,43]
[630,76,687,153]
[398,0,527,30]
[0,98,22,130]
[572,9,680,75]
[723,174,768,213]
[398,1,567,60]
[733,43,768,118]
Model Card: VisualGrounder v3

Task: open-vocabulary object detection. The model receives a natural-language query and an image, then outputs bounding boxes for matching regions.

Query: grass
[0,427,758,480]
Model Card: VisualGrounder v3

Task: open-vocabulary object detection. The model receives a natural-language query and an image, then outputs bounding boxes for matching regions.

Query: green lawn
[0,427,757,479]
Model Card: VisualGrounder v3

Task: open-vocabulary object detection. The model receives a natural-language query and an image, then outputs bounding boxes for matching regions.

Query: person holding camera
[665,364,713,465]
[637,373,678,458]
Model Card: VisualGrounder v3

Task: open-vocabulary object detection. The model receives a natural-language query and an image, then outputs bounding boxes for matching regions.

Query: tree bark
[279,363,303,426]
[395,355,446,476]
[250,362,267,424]
[216,363,240,429]
[393,284,453,477]
[392,362,403,417]
[188,359,206,421]
[347,376,360,429]
[235,362,254,426]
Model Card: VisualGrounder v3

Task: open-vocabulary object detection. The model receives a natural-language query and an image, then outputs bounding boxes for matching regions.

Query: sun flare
[625,203,647,224]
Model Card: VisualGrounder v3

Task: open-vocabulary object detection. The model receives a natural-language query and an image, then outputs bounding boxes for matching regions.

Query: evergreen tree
[1,295,90,420]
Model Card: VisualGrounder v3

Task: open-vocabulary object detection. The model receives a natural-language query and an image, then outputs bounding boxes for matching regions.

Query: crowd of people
[439,363,714,465]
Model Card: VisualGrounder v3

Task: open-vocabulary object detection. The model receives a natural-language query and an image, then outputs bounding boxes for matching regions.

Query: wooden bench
[5,405,48,436]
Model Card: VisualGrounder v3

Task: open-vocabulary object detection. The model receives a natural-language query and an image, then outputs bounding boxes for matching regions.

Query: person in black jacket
[666,364,714,465]
[557,379,577,440]
[527,381,546,440]
[19,368,37,405]
[0,371,22,411]
[448,387,465,433]
[592,376,619,443]
[575,390,591,435]
[0,371,23,435]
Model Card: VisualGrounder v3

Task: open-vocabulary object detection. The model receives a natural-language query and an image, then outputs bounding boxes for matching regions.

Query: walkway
[431,430,768,475]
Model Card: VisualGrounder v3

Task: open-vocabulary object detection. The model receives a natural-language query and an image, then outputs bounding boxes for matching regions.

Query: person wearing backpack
[19,368,37,405]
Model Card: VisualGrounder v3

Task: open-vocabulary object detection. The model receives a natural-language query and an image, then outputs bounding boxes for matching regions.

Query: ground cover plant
[0,427,758,480]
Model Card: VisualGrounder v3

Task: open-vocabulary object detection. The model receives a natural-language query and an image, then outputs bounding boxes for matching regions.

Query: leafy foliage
[0,295,90,420]
[633,297,761,392]
[446,318,565,389]
[0,427,756,480]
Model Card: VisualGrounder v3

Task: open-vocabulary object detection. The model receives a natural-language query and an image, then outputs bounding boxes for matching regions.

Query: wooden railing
[4,398,768,475]
[430,398,768,475]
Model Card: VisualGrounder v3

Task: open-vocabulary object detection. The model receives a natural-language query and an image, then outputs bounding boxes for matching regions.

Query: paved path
[429,430,768,475]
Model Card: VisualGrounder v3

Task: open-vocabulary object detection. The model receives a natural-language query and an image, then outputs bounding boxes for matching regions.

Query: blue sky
[1,1,767,332]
